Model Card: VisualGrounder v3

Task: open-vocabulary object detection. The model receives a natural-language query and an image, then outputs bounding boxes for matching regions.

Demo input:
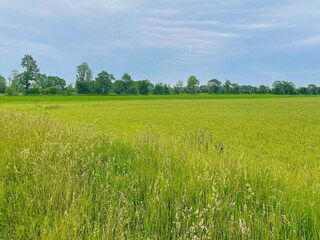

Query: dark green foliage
[207,79,222,94]
[223,80,232,94]
[186,75,200,93]
[113,73,138,95]
[239,85,257,94]
[94,71,114,95]
[8,70,24,93]
[27,86,41,95]
[154,83,170,95]
[4,86,17,96]
[258,85,270,94]
[64,84,74,96]
[272,81,296,95]
[173,80,185,94]
[0,75,6,93]
[42,86,63,95]
[20,55,40,94]
[307,84,318,95]
[137,80,152,95]
[75,62,93,94]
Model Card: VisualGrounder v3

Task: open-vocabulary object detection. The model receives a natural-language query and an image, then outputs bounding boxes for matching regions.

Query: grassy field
[1,95,320,239]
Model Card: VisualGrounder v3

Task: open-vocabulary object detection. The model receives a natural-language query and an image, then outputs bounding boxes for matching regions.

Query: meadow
[1,95,320,239]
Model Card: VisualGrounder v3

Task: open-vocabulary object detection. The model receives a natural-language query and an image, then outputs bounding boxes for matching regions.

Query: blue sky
[0,0,319,87]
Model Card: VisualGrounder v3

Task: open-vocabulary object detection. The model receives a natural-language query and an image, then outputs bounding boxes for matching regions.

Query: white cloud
[285,35,320,47]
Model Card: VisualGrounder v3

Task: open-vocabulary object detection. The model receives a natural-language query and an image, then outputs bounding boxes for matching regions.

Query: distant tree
[137,80,152,95]
[27,86,41,95]
[272,81,296,95]
[37,74,48,88]
[154,83,170,95]
[187,75,200,93]
[173,80,184,94]
[48,76,67,89]
[0,75,6,93]
[120,73,138,95]
[239,85,257,94]
[231,83,240,94]
[8,70,24,93]
[207,79,222,94]
[113,80,126,94]
[65,84,74,96]
[200,85,209,93]
[94,71,114,94]
[75,62,93,94]
[5,86,17,96]
[258,85,270,94]
[297,87,308,95]
[307,84,318,95]
[20,55,40,94]
[223,80,232,94]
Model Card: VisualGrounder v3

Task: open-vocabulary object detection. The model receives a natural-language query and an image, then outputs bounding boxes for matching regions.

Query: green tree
[208,79,222,94]
[113,80,126,94]
[307,84,318,95]
[297,87,307,95]
[187,75,200,93]
[154,83,170,95]
[94,71,114,94]
[75,62,93,94]
[258,85,270,94]
[20,55,40,94]
[0,75,6,93]
[231,83,240,94]
[121,73,138,95]
[137,80,152,95]
[48,76,67,89]
[8,70,24,93]
[272,81,296,95]
[223,80,231,94]
[174,80,184,94]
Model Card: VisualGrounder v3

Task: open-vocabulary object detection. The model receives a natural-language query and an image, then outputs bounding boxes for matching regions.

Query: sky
[0,0,319,87]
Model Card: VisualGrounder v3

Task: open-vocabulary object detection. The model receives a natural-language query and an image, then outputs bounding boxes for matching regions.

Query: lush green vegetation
[1,95,320,239]
[1,55,320,96]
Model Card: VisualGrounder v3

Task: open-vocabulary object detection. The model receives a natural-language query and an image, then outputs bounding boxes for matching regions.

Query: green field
[1,95,320,239]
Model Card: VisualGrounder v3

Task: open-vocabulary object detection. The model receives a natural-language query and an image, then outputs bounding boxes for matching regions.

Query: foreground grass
[1,96,320,239]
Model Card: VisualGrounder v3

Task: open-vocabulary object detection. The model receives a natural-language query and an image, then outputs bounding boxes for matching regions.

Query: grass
[1,95,320,239]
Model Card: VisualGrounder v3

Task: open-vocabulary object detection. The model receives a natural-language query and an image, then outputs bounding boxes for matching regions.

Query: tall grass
[1,110,319,239]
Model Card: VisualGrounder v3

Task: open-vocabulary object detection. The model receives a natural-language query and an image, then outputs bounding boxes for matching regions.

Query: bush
[28,87,41,95]
[42,86,63,95]
[4,86,17,96]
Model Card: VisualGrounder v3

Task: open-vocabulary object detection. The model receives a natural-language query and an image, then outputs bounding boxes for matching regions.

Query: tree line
[1,55,319,96]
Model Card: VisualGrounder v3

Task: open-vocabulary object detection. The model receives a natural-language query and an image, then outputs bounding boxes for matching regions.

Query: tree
[0,75,6,93]
[153,83,163,95]
[48,76,67,89]
[258,85,270,94]
[231,83,240,94]
[297,87,307,95]
[239,85,257,94]
[20,55,40,94]
[207,79,222,94]
[272,81,296,95]
[223,80,232,94]
[137,80,152,95]
[75,62,92,94]
[8,70,23,93]
[307,84,318,95]
[121,73,138,95]
[174,80,184,94]
[94,71,114,94]
[187,75,200,93]
[113,80,126,94]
